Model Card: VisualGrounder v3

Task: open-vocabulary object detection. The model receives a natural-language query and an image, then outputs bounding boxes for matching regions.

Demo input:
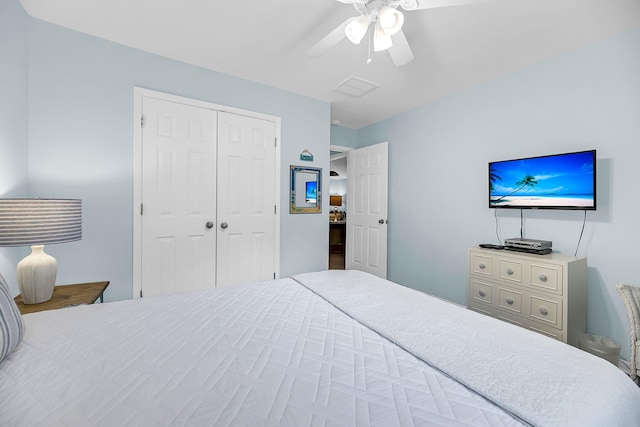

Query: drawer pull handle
[539,307,549,316]
[539,274,548,282]
[479,290,486,297]
[506,297,514,305]
[506,268,514,275]
[479,263,486,270]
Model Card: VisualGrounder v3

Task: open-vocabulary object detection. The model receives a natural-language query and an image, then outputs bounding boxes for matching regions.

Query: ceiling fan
[309,0,488,67]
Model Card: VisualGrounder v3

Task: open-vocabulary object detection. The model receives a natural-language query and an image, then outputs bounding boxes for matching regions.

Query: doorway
[329,145,351,269]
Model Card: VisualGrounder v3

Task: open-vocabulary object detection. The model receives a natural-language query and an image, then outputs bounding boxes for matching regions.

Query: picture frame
[290,165,322,213]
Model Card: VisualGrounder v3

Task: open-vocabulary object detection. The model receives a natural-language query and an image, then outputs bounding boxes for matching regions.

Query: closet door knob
[205,221,214,229]
[220,222,228,229]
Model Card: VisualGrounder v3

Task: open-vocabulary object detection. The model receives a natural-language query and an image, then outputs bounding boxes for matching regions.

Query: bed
[1,269,639,426]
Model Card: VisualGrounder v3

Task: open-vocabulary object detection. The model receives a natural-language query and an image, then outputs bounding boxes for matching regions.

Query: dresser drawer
[469,299,563,342]
[528,324,563,341]
[498,287,523,314]
[496,312,523,327]
[529,263,562,295]
[469,304,493,318]
[470,253,493,277]
[470,302,523,326]
[469,278,494,305]
[498,258,523,284]
[528,294,562,329]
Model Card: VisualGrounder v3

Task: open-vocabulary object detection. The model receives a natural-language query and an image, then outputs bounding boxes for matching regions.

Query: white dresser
[467,247,587,346]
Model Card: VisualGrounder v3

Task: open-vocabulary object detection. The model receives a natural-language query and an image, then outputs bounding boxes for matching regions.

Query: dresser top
[469,247,586,262]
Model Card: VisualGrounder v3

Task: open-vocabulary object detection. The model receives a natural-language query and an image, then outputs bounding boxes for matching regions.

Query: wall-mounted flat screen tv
[489,150,596,210]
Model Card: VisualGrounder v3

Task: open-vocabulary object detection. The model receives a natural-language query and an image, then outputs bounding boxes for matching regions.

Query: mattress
[1,270,639,426]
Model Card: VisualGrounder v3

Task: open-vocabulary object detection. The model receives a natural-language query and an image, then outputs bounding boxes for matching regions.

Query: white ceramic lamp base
[17,245,57,304]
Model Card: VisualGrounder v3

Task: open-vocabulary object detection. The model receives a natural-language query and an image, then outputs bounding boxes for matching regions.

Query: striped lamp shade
[0,199,82,246]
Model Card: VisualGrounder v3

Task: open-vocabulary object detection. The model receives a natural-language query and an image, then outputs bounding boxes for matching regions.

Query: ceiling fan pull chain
[367,26,372,64]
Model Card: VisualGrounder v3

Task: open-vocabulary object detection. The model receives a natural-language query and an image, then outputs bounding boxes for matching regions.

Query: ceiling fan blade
[388,29,415,67]
[307,19,349,57]
[401,0,489,11]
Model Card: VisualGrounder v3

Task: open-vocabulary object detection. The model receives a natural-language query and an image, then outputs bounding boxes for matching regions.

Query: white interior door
[141,97,217,297]
[216,112,277,287]
[346,142,388,278]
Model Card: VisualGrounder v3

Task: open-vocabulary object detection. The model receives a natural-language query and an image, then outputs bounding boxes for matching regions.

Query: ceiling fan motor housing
[310,0,419,66]
[347,1,406,51]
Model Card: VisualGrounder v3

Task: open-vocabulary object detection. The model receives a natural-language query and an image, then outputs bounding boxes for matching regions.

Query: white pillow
[0,272,24,364]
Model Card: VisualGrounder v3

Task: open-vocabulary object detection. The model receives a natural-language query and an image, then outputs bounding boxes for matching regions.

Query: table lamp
[330,195,343,221]
[0,199,82,304]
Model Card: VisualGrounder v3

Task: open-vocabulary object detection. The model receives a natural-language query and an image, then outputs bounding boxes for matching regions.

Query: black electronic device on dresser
[504,237,552,254]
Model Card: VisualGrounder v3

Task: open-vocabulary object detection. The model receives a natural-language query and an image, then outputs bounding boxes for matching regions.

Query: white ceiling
[19,0,640,129]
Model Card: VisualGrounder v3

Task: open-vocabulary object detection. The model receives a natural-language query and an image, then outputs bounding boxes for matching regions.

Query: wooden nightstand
[14,281,110,315]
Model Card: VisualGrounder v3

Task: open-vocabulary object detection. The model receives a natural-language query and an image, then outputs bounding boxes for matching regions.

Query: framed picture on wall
[290,165,322,213]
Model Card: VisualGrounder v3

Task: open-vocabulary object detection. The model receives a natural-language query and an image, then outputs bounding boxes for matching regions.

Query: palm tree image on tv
[489,167,502,192]
[493,174,538,203]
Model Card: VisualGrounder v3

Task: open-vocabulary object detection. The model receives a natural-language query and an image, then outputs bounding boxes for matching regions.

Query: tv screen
[489,150,596,210]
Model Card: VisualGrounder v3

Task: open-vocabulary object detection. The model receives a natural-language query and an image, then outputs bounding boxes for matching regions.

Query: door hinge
[274,205,276,214]
[273,272,276,279]
[140,203,143,215]
[140,289,143,298]
[274,137,277,147]
[141,115,145,127]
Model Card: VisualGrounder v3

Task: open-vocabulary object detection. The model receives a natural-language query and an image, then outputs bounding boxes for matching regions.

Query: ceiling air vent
[334,76,380,98]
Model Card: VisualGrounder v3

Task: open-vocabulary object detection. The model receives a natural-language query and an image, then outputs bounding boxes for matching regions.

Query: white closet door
[346,142,389,278]
[216,112,277,287]
[141,97,217,297]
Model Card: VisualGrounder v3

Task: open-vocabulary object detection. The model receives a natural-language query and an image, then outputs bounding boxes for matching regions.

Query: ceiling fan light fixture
[345,15,369,45]
[373,23,393,52]
[378,7,404,35]
[399,0,419,11]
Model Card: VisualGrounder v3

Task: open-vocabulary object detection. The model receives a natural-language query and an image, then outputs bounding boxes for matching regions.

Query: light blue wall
[0,0,29,293]
[18,12,330,301]
[330,125,358,148]
[358,27,640,359]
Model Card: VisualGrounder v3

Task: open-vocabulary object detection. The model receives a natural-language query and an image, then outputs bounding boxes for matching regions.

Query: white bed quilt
[0,276,523,426]
[293,270,640,427]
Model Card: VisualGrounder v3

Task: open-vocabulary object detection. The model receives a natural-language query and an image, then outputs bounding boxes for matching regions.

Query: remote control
[479,243,504,250]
